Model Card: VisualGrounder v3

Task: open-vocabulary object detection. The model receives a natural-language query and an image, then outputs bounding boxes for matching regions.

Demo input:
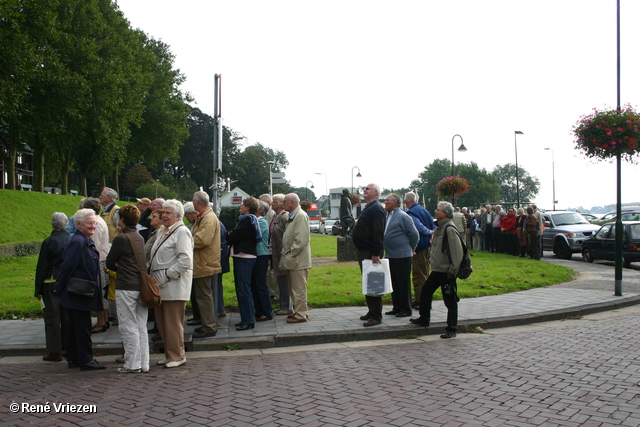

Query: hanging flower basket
[573,104,640,162]
[300,200,311,211]
[435,176,470,199]
[349,193,362,207]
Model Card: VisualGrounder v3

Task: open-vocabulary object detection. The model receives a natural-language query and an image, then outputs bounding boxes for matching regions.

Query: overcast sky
[116,0,640,212]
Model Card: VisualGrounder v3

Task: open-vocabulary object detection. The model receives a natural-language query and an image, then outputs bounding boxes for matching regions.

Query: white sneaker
[164,359,186,368]
[117,367,141,373]
[156,357,170,365]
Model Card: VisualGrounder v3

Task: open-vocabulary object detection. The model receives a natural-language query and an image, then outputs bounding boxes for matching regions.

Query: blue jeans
[233,257,256,324]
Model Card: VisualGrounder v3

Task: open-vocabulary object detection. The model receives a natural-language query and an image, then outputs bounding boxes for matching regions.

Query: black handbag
[67,277,97,297]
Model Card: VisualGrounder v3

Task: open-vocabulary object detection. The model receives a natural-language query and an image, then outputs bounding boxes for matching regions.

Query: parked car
[595,207,640,225]
[542,211,601,259]
[581,221,640,268]
[332,220,342,236]
[320,220,338,235]
[581,213,600,223]
[594,211,640,226]
[309,219,321,233]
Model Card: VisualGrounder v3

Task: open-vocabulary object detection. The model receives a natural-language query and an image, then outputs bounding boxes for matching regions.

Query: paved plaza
[1,256,640,425]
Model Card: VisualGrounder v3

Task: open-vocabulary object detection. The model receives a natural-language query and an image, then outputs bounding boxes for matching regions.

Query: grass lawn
[0,234,574,318]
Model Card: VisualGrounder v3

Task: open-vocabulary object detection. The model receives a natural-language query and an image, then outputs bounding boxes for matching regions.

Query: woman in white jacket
[149,200,193,368]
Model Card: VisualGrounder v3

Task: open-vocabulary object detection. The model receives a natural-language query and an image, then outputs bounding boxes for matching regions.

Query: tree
[411,159,499,212]
[123,164,154,194]
[492,163,540,206]
[226,142,288,197]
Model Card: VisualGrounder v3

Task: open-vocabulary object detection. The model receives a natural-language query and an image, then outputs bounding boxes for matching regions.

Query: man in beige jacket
[190,191,221,338]
[280,193,311,323]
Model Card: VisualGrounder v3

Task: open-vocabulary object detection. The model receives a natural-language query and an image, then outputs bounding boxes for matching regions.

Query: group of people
[351,184,463,339]
[35,187,313,372]
[460,203,543,260]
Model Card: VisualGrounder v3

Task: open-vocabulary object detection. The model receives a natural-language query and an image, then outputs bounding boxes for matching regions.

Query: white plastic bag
[361,259,392,296]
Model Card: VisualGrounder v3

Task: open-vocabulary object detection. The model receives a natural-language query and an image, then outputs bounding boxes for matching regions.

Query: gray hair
[51,212,68,229]
[387,193,402,207]
[258,200,270,217]
[193,190,210,206]
[183,201,197,214]
[259,194,272,203]
[437,201,454,219]
[405,192,418,203]
[368,184,381,196]
[163,199,184,220]
[285,193,300,204]
[74,208,96,225]
[494,204,502,211]
[102,187,118,201]
[272,193,285,204]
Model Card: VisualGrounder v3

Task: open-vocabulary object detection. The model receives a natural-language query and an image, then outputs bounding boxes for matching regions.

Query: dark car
[331,220,342,236]
[581,221,640,268]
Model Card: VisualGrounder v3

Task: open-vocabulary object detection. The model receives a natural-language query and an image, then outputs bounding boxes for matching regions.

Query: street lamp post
[267,161,275,195]
[351,166,361,194]
[514,131,524,209]
[451,134,467,177]
[315,172,328,216]
[544,148,556,211]
[306,180,314,201]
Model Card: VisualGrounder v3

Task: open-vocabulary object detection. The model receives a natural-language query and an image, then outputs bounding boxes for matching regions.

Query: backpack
[442,224,473,280]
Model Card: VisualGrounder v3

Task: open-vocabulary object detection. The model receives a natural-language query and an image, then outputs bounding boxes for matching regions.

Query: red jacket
[500,213,516,233]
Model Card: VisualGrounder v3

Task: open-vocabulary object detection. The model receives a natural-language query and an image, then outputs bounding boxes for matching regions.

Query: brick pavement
[2,306,640,426]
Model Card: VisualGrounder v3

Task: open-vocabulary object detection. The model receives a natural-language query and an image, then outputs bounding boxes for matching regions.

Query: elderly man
[139,198,164,242]
[260,193,279,304]
[491,204,504,253]
[352,183,386,327]
[190,191,221,339]
[383,193,419,318]
[280,193,312,323]
[410,201,463,339]
[403,192,436,309]
[98,187,120,243]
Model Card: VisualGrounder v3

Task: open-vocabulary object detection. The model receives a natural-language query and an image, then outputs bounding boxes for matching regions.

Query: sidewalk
[1,256,639,357]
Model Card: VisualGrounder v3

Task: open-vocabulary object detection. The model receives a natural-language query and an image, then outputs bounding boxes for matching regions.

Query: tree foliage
[492,163,540,205]
[411,159,499,212]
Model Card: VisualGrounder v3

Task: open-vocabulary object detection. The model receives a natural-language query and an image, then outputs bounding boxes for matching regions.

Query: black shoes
[68,361,80,368]
[236,323,255,331]
[395,312,411,318]
[440,331,457,339]
[385,310,400,315]
[193,330,217,339]
[80,360,106,371]
[409,317,430,327]
[186,319,201,326]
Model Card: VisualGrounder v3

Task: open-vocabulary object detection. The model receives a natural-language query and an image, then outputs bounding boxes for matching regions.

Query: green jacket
[430,218,463,277]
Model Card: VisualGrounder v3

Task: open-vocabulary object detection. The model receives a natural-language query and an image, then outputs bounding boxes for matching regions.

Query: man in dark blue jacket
[352,183,386,327]
[404,192,436,309]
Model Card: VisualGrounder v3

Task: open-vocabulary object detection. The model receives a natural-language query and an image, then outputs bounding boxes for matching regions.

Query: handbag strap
[149,223,183,267]
[124,232,145,271]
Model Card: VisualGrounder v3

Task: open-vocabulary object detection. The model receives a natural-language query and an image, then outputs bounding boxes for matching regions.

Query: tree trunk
[1,135,17,190]
[80,169,88,197]
[60,146,71,195]
[99,176,106,190]
[33,137,45,192]
[112,159,120,195]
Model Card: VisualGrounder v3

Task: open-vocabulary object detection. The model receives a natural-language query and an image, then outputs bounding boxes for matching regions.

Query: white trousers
[116,290,149,371]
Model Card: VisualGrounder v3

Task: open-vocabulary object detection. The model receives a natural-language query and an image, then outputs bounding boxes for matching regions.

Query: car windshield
[553,213,590,226]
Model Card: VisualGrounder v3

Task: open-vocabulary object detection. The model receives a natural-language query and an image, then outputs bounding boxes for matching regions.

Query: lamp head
[515,131,524,135]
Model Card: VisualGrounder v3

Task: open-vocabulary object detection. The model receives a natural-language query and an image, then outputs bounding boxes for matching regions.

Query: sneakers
[156,357,171,365]
[164,359,186,368]
[116,367,141,373]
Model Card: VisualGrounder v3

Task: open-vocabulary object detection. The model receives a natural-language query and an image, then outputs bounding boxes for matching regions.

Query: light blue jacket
[383,208,419,259]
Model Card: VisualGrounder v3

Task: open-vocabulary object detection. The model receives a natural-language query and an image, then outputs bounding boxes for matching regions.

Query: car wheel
[582,249,594,263]
[554,241,572,260]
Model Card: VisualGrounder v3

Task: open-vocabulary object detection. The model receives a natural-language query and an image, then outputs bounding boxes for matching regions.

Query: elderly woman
[106,205,149,373]
[270,194,292,315]
[227,196,260,331]
[35,212,71,362]
[56,208,105,371]
[150,200,193,368]
[252,201,274,322]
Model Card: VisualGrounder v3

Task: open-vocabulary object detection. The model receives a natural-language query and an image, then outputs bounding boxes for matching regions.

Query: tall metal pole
[212,74,222,213]
[514,131,523,209]
[614,0,623,296]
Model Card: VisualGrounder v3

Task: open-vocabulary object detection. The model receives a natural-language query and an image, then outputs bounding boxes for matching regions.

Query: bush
[136,182,177,200]
[219,206,240,230]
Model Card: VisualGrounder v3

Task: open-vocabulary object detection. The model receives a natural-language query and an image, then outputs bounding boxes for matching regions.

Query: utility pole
[212,74,223,213]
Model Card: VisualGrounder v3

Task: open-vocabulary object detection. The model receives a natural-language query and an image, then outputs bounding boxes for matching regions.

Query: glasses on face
[98,194,108,198]
[364,187,371,191]
[84,222,97,226]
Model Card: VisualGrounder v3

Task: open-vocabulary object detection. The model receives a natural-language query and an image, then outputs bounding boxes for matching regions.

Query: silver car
[542,211,600,259]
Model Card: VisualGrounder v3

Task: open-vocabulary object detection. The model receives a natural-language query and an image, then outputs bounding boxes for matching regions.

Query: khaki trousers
[287,269,308,319]
[194,276,217,333]
[155,300,186,362]
[412,248,430,305]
